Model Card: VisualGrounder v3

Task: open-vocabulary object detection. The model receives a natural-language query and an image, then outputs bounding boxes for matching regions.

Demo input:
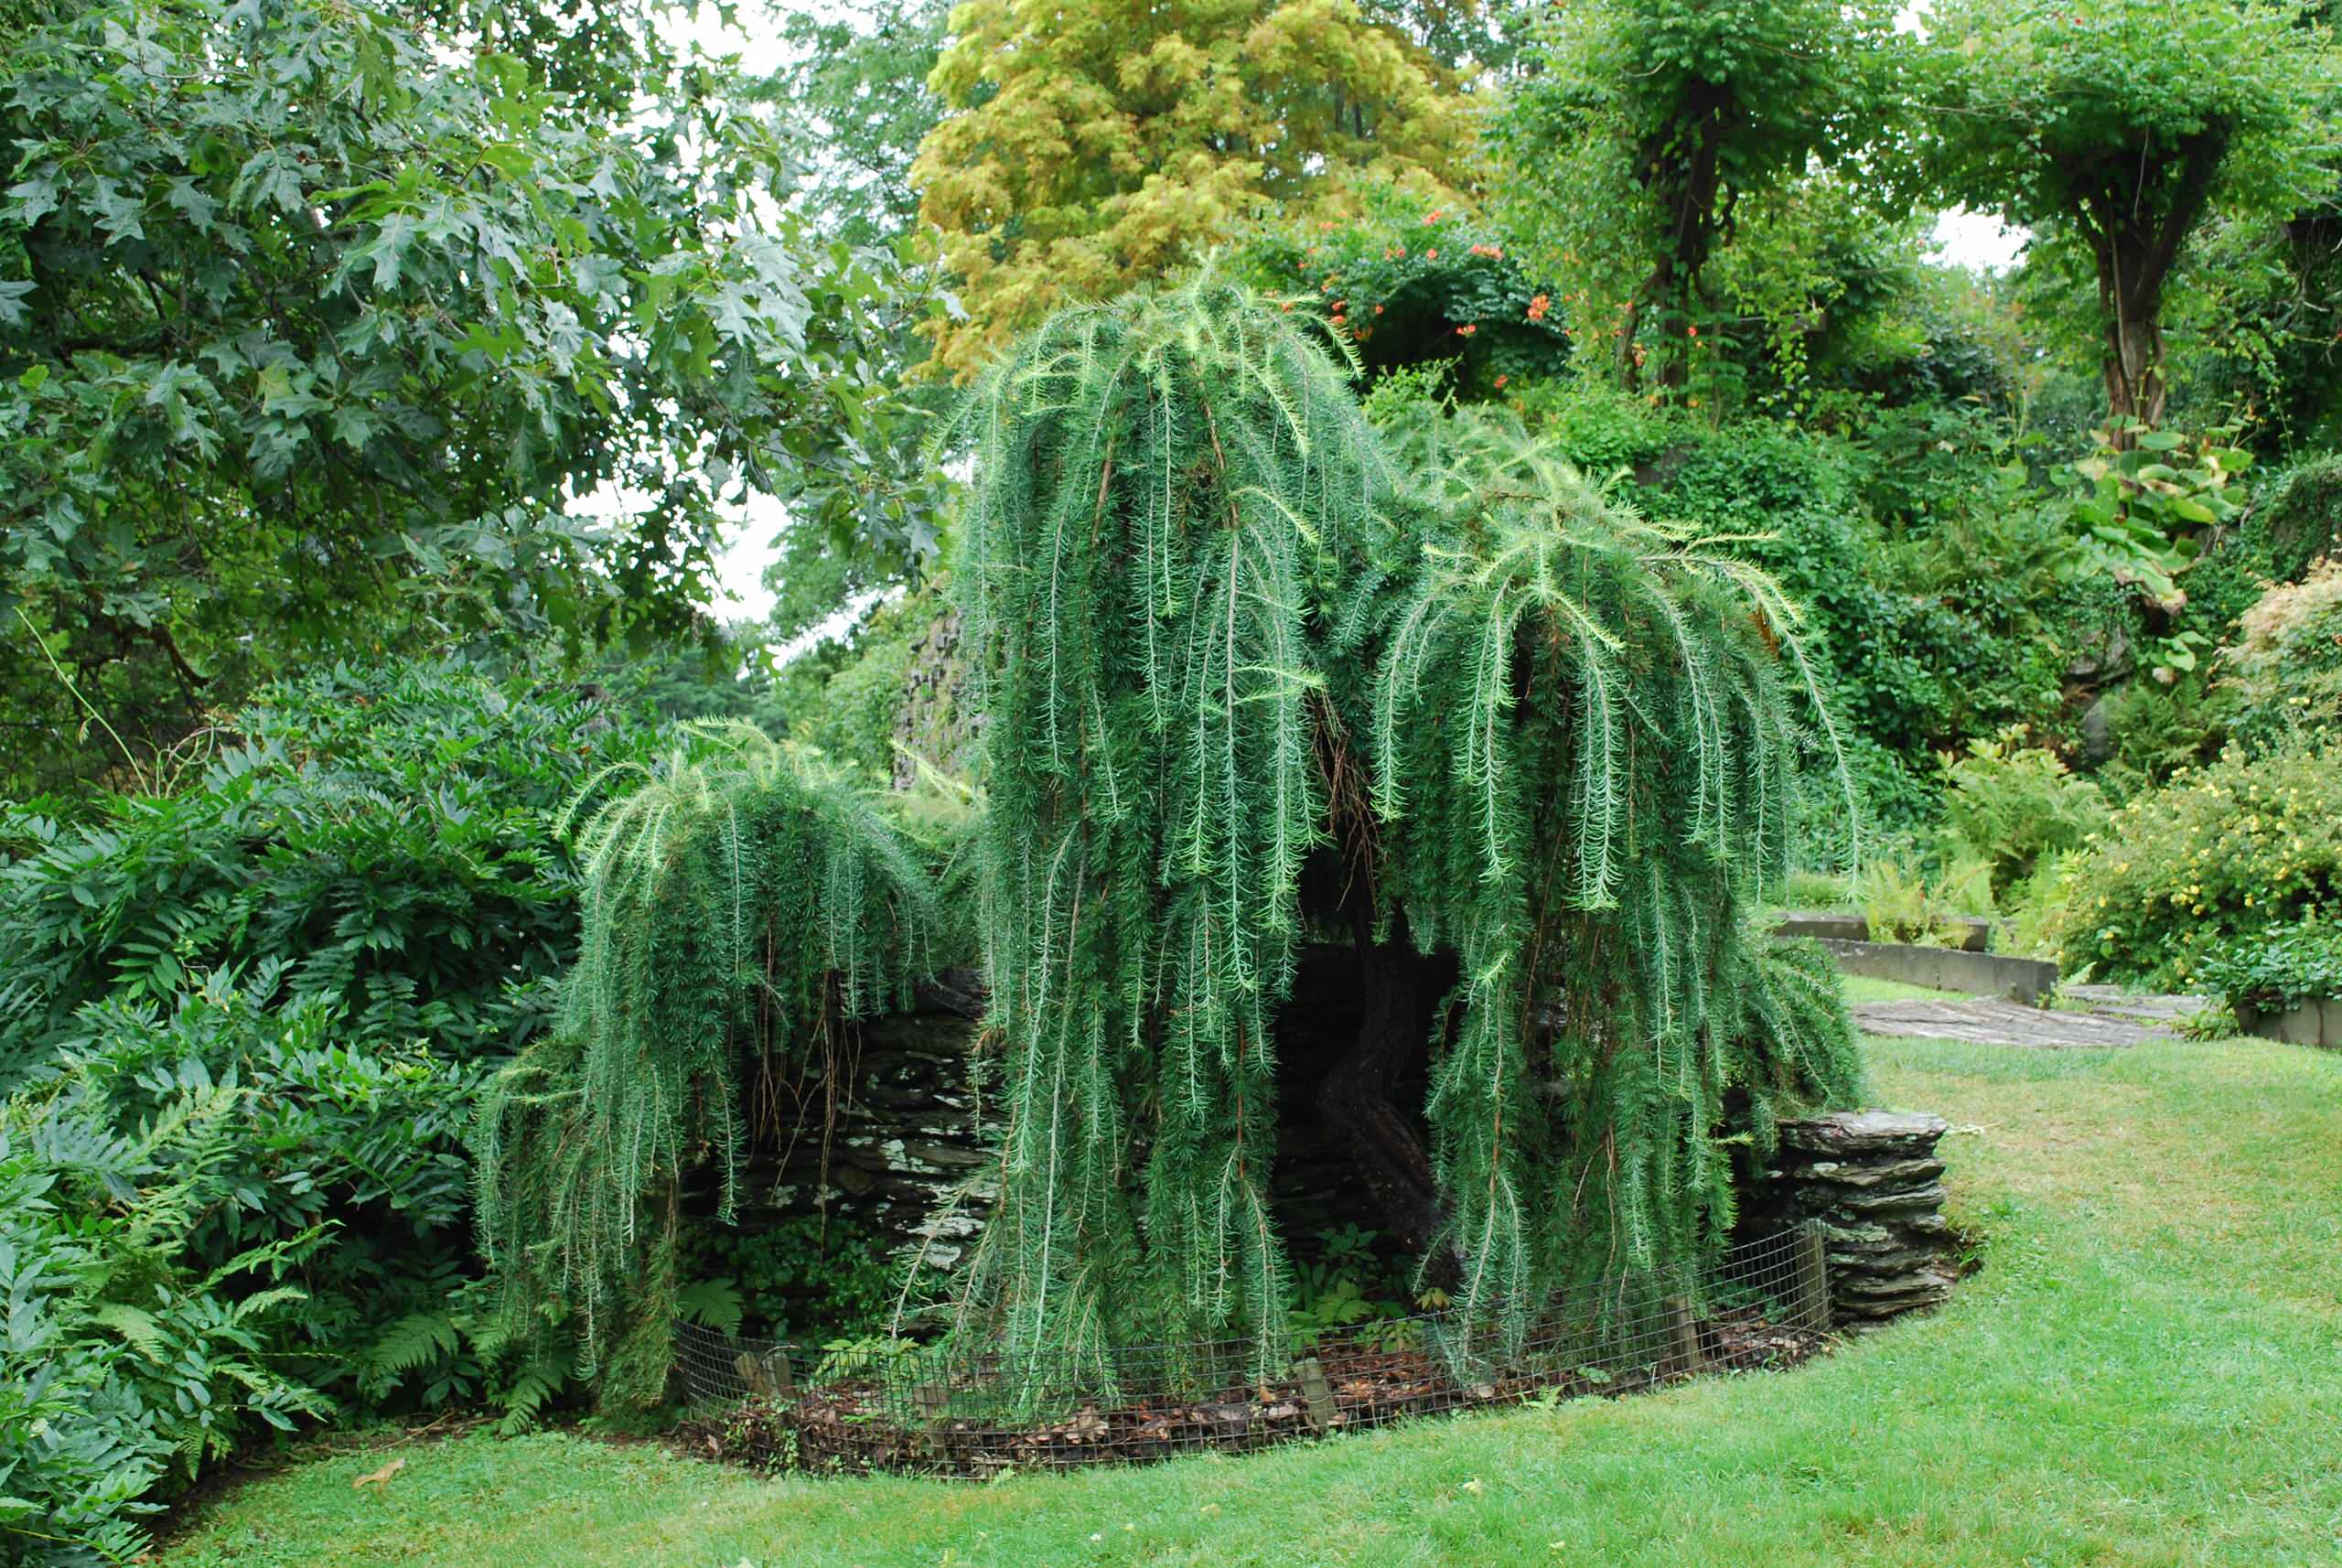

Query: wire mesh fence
[674,1223,1832,1478]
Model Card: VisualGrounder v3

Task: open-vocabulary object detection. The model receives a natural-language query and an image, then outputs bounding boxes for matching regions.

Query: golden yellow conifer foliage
[912,0,1477,377]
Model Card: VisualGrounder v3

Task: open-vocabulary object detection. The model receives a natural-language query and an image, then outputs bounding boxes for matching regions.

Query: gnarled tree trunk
[2081,129,2228,446]
[2100,261,2171,435]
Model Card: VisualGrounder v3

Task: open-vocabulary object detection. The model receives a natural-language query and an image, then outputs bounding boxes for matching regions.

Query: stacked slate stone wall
[728,955,1382,1282]
[1756,1111,1960,1326]
[730,984,1961,1332]
[738,972,993,1275]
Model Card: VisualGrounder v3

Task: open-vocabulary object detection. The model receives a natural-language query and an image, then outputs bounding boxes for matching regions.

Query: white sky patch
[710,488,791,623]
[1928,206,2029,274]
[681,0,798,76]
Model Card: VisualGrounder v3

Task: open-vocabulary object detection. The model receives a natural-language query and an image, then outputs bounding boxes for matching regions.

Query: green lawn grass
[1839,972,1971,1004]
[163,1034,2342,1568]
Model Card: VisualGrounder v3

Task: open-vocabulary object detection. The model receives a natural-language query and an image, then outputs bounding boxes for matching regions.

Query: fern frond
[364,1310,459,1379]
[673,1278,745,1339]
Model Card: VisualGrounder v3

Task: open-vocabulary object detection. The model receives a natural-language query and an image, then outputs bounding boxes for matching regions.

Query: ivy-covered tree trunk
[2100,294,2168,435]
[2079,130,2229,442]
[1631,84,1731,396]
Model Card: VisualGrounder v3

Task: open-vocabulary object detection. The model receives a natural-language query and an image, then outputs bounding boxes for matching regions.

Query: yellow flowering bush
[2049,744,2342,990]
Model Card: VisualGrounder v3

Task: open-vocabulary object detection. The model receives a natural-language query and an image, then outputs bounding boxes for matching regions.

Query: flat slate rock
[2057,985,2210,1023]
[1778,1110,1949,1155]
[1850,996,2172,1048]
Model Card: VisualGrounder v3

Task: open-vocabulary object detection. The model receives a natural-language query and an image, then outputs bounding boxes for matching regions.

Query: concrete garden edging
[2235,997,2342,1048]
[1806,938,2057,1004]
[1772,911,1993,951]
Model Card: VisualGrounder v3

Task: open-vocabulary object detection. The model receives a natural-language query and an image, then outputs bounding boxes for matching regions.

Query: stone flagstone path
[1852,991,2208,1048]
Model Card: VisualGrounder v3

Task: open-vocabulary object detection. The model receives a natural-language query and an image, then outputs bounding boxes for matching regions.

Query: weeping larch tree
[479,275,1860,1402]
[951,274,1859,1388]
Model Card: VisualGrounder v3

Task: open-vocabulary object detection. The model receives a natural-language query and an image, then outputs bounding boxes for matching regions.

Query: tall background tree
[1920,0,2337,435]
[0,0,932,792]
[910,0,1479,377]
[759,0,951,252]
[2149,2,2342,450]
[742,0,962,656]
[1490,0,1898,398]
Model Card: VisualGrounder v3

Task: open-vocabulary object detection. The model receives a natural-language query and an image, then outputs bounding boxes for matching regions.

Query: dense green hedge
[2253,455,2342,584]
[0,664,659,1564]
[0,663,649,1087]
[1523,385,2080,828]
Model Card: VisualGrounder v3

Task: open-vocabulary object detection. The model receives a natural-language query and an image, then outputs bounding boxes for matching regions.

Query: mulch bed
[681,1305,1825,1479]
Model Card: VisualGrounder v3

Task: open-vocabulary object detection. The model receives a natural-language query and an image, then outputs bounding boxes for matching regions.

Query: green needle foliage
[1371,415,1861,1339]
[951,273,1399,1389]
[952,274,1860,1386]
[475,725,949,1404]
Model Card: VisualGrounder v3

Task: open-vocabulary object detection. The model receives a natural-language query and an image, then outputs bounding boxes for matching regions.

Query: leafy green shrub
[2223,560,2342,755]
[2197,918,2342,1010]
[0,966,509,1565]
[1639,420,2068,812]
[682,1213,906,1344]
[2251,453,2342,584]
[1998,849,2081,961]
[2,1102,320,1567]
[1513,375,1677,476]
[1239,184,1572,392]
[1843,388,2020,528]
[0,662,652,1088]
[2091,672,2229,796]
[476,725,956,1408]
[1878,453,2084,613]
[46,970,489,1395]
[1858,846,1993,946]
[2051,745,2342,991]
[2070,424,2251,671]
[1939,729,2108,896]
[0,663,672,1562]
[1778,866,1855,910]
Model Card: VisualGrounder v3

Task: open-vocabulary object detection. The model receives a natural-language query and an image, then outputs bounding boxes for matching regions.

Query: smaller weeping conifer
[1369,412,1861,1345]
[473,725,949,1403]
